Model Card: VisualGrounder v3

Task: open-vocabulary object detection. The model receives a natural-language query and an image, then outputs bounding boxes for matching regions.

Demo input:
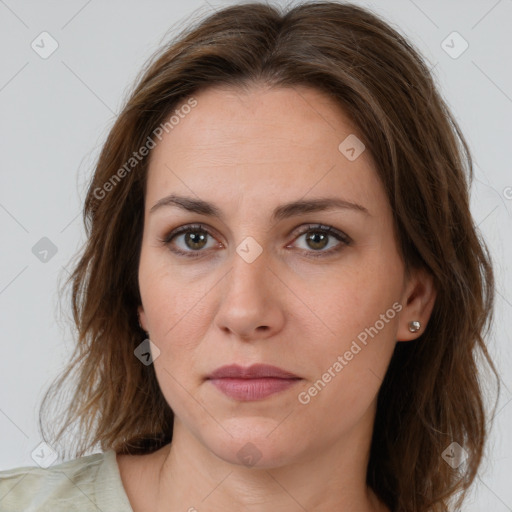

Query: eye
[288,224,351,258]
[160,224,221,258]
[159,223,351,259]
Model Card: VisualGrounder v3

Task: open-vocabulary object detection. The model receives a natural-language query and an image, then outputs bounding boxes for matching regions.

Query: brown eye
[160,223,350,260]
[291,224,351,258]
[304,231,330,250]
[181,230,209,250]
[162,224,220,258]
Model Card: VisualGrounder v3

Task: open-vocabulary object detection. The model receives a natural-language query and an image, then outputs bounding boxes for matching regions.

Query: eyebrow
[149,194,370,222]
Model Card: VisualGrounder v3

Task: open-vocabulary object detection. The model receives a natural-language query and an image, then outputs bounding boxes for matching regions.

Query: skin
[118,84,436,512]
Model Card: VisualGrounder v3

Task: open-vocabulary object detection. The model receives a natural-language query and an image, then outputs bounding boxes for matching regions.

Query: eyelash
[158,223,352,260]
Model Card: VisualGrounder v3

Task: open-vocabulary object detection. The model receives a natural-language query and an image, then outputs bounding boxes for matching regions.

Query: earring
[408,320,421,333]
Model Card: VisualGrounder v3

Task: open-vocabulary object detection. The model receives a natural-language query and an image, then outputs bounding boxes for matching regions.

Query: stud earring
[408,320,421,333]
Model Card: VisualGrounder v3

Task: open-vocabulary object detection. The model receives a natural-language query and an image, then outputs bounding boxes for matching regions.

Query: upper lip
[207,364,300,379]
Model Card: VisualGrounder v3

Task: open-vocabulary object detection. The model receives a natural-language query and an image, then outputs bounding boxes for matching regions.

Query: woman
[0,2,499,511]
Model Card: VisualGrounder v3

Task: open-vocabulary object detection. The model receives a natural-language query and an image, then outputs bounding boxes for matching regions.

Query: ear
[396,266,437,342]
[138,304,148,333]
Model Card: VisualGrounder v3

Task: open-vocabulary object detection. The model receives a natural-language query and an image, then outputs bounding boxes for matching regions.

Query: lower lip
[208,377,300,401]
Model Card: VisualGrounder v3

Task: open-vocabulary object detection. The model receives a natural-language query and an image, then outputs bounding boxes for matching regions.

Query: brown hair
[39,2,499,511]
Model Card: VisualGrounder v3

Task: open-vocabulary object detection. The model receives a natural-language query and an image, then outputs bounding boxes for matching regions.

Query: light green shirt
[0,449,134,511]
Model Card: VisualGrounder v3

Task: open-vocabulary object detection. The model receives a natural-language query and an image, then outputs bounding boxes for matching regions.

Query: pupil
[187,231,207,249]
[308,232,327,250]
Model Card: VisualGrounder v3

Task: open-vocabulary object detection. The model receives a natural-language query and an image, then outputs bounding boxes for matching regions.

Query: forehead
[145,84,385,216]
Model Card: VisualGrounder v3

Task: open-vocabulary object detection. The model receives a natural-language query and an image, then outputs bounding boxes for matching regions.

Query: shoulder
[0,450,133,512]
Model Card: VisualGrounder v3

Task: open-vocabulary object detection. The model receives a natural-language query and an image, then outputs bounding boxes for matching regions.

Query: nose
[213,242,286,341]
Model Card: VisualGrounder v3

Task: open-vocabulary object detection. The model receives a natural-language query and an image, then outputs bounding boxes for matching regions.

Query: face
[137,84,432,468]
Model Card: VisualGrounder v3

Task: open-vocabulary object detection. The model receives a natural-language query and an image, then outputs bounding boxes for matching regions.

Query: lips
[207,363,299,380]
[207,364,301,401]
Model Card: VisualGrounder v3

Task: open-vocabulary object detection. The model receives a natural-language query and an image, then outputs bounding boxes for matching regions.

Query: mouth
[206,363,302,401]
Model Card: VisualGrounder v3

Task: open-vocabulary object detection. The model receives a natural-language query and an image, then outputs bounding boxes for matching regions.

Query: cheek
[295,316,398,437]
[297,254,402,349]
[293,252,402,402]
[139,249,212,346]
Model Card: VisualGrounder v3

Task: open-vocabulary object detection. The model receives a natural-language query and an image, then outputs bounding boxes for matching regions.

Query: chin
[204,424,298,469]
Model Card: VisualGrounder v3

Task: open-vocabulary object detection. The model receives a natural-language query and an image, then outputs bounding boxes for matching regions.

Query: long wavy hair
[39,2,500,511]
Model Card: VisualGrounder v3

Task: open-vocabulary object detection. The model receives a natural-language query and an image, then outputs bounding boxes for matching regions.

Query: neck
[146,408,388,511]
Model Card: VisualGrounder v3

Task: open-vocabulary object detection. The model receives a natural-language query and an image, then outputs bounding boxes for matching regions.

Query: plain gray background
[0,0,511,509]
